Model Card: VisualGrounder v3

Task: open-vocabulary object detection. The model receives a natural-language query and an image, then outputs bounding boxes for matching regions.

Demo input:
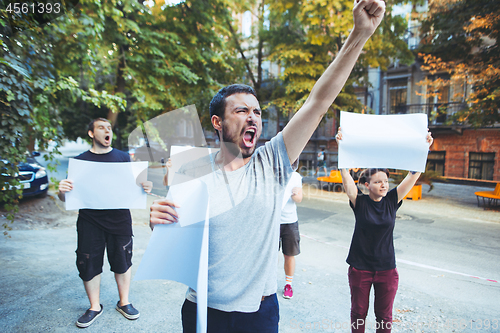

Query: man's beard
[220,124,256,159]
[93,137,110,149]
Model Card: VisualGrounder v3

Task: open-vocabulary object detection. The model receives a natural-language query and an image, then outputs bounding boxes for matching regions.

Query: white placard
[338,111,429,172]
[65,159,148,210]
[134,179,209,333]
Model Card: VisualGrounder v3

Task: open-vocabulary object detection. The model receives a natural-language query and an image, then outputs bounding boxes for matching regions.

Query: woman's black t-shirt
[75,149,133,236]
[346,188,402,271]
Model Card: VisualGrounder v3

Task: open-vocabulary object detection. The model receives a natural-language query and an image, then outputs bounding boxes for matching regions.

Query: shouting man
[150,1,386,332]
[59,118,152,328]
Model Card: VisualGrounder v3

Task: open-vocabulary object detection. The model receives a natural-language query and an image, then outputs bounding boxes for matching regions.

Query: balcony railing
[389,102,467,125]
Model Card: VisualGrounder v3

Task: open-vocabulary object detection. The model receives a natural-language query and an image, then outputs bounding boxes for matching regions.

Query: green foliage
[0,3,127,232]
[52,0,241,144]
[1,22,45,233]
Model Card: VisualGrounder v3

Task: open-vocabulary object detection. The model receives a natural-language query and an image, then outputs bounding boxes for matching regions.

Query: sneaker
[76,304,103,328]
[283,284,293,299]
[116,301,140,320]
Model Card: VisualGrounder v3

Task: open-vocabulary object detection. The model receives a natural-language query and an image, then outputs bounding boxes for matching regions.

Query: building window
[427,151,445,176]
[426,74,451,124]
[469,152,495,180]
[388,79,407,114]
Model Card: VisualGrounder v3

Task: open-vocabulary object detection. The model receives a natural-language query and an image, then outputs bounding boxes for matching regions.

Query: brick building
[430,127,500,182]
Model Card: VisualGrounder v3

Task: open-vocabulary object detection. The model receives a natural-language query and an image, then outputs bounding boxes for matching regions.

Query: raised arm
[396,132,434,201]
[282,0,386,164]
[336,129,358,206]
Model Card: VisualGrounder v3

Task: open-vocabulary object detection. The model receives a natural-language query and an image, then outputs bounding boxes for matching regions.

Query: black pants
[181,294,279,333]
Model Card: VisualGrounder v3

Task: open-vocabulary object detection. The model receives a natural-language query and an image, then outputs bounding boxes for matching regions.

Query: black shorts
[76,217,133,282]
[279,222,300,256]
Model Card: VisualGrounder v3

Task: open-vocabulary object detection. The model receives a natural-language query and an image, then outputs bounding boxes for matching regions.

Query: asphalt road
[23,146,500,332]
[1,180,499,332]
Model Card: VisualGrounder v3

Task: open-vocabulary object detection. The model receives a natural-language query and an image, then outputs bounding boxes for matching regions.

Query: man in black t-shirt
[58,118,152,328]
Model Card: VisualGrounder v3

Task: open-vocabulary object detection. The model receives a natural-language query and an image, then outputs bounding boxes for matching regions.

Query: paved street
[1,175,499,332]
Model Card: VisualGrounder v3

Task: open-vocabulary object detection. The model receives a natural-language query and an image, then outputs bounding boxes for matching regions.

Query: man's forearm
[308,30,370,111]
[283,0,385,163]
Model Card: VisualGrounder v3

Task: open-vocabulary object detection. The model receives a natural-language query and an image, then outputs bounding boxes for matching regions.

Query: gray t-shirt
[177,132,294,312]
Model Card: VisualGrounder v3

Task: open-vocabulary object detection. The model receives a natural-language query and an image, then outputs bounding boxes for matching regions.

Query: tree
[2,0,248,234]
[0,4,125,233]
[418,0,500,127]
[52,0,243,147]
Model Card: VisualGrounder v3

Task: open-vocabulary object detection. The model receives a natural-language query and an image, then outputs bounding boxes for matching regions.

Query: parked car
[1,152,49,198]
[129,142,168,162]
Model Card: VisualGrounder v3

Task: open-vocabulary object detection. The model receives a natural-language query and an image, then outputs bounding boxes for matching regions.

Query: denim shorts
[76,218,133,281]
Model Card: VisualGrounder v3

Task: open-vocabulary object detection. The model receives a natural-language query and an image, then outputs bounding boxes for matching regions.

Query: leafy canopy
[418,0,500,127]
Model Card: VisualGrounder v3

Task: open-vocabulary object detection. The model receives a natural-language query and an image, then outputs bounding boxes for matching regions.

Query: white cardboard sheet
[65,159,148,210]
[338,111,429,172]
[134,179,209,333]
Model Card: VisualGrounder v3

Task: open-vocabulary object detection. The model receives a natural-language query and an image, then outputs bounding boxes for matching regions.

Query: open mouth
[242,128,256,148]
[104,135,111,143]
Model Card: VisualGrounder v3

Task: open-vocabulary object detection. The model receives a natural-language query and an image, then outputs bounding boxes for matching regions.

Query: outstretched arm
[283,0,386,164]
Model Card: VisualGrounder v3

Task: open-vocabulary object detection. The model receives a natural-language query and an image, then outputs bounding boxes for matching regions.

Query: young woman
[336,128,433,333]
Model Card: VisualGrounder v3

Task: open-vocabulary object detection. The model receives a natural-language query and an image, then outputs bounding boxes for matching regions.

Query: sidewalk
[301,175,500,224]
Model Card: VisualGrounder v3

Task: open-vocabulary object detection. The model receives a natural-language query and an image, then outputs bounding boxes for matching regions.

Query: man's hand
[150,198,180,230]
[353,0,386,38]
[335,127,343,146]
[57,179,73,202]
[141,181,153,193]
[291,187,303,203]
[162,158,172,186]
[426,131,434,147]
[58,179,73,193]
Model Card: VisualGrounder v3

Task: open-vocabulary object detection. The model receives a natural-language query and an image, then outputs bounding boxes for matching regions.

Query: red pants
[348,266,399,333]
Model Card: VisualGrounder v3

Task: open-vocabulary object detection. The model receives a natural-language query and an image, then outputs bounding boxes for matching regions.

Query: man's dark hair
[209,84,257,120]
[87,118,111,132]
[358,168,390,185]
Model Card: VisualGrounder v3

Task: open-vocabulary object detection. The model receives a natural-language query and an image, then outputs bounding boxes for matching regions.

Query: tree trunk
[108,47,126,150]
